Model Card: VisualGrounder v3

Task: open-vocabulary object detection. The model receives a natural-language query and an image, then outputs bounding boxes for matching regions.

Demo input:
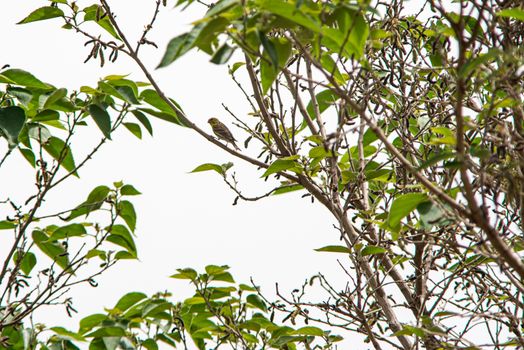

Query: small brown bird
[208,117,240,150]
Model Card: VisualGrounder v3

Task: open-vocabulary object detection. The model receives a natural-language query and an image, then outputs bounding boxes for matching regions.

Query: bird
[208,117,240,150]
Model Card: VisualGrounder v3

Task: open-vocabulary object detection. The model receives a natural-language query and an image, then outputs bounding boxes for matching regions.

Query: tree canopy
[2,0,524,349]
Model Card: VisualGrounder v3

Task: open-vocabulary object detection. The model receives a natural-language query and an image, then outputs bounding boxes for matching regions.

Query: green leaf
[191,163,225,175]
[309,146,337,159]
[497,8,524,21]
[7,86,33,107]
[272,184,304,195]
[44,88,68,108]
[212,272,235,283]
[361,245,387,256]
[28,123,52,143]
[210,43,236,64]
[131,110,153,135]
[314,245,350,254]
[84,326,126,338]
[142,339,159,350]
[459,49,500,77]
[0,221,16,230]
[246,294,267,311]
[388,193,428,227]
[256,0,322,32]
[107,224,137,256]
[13,251,37,275]
[393,325,425,338]
[47,223,87,242]
[229,62,245,74]
[170,268,197,280]
[205,264,229,275]
[42,136,78,176]
[262,158,302,177]
[19,147,36,167]
[139,90,188,126]
[50,327,85,342]
[120,184,141,196]
[118,200,137,232]
[291,326,324,336]
[417,201,452,229]
[83,5,121,39]
[32,230,70,271]
[66,185,110,220]
[124,122,142,139]
[88,104,112,139]
[79,314,108,333]
[18,6,64,24]
[140,89,174,114]
[157,17,229,68]
[259,31,279,68]
[114,292,147,311]
[157,33,193,68]
[260,37,292,94]
[205,0,239,17]
[0,106,26,148]
[0,69,53,90]
[306,90,338,120]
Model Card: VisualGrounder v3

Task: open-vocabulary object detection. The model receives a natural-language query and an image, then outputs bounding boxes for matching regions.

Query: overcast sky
[1,0,350,345]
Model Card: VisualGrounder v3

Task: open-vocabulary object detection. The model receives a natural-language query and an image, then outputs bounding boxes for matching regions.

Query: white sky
[1,0,351,346]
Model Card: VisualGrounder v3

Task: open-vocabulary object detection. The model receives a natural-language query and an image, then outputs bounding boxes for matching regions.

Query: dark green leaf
[88,104,112,139]
[19,147,36,167]
[7,86,32,106]
[131,110,153,135]
[246,294,267,311]
[0,106,26,148]
[78,314,107,334]
[157,33,194,68]
[42,136,78,176]
[210,43,236,64]
[417,201,452,229]
[259,31,279,68]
